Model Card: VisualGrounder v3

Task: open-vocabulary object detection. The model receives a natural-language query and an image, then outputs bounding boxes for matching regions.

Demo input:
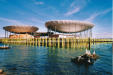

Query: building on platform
[3,20,94,39]
[45,20,94,38]
[3,25,38,39]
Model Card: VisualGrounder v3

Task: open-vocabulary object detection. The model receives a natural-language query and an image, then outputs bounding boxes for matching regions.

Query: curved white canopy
[45,20,94,33]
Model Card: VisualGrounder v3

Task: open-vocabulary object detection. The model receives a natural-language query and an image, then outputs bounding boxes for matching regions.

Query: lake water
[0,43,112,75]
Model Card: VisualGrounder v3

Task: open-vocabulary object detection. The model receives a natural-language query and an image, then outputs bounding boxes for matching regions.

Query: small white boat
[0,45,10,49]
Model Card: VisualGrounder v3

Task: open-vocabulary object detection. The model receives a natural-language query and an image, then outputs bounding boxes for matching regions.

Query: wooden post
[35,38,37,46]
[88,38,91,50]
[38,38,41,47]
[58,38,60,48]
[45,38,47,47]
[49,38,51,47]
[42,38,44,46]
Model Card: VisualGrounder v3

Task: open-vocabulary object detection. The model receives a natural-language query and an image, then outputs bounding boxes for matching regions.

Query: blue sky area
[0,0,112,38]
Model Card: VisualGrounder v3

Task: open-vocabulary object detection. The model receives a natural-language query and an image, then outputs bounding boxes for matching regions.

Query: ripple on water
[0,43,112,75]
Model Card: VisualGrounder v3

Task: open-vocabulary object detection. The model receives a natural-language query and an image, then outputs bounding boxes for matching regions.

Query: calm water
[0,43,112,75]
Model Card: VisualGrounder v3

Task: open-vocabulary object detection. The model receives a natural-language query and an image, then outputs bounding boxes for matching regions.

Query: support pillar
[6,31,8,38]
[5,30,6,38]
[55,25,56,35]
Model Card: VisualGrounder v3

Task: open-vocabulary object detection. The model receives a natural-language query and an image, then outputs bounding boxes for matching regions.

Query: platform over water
[0,38,112,48]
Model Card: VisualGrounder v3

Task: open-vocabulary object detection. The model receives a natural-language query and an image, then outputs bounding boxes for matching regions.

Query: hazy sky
[0,0,112,38]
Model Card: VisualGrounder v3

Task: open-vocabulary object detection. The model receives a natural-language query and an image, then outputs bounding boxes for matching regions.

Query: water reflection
[0,43,112,75]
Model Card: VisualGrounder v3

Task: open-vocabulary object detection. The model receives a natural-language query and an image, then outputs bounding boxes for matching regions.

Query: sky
[0,0,112,38]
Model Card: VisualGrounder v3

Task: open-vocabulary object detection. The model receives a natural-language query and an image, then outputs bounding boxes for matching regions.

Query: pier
[0,38,112,48]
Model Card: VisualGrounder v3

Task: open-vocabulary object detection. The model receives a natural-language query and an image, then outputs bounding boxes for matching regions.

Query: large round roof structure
[3,25,38,33]
[45,20,94,33]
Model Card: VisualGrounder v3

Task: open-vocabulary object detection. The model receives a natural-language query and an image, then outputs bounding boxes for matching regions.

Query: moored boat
[71,49,99,65]
[0,45,10,49]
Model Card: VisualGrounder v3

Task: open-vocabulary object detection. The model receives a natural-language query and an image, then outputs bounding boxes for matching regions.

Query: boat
[0,45,10,49]
[71,49,99,65]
